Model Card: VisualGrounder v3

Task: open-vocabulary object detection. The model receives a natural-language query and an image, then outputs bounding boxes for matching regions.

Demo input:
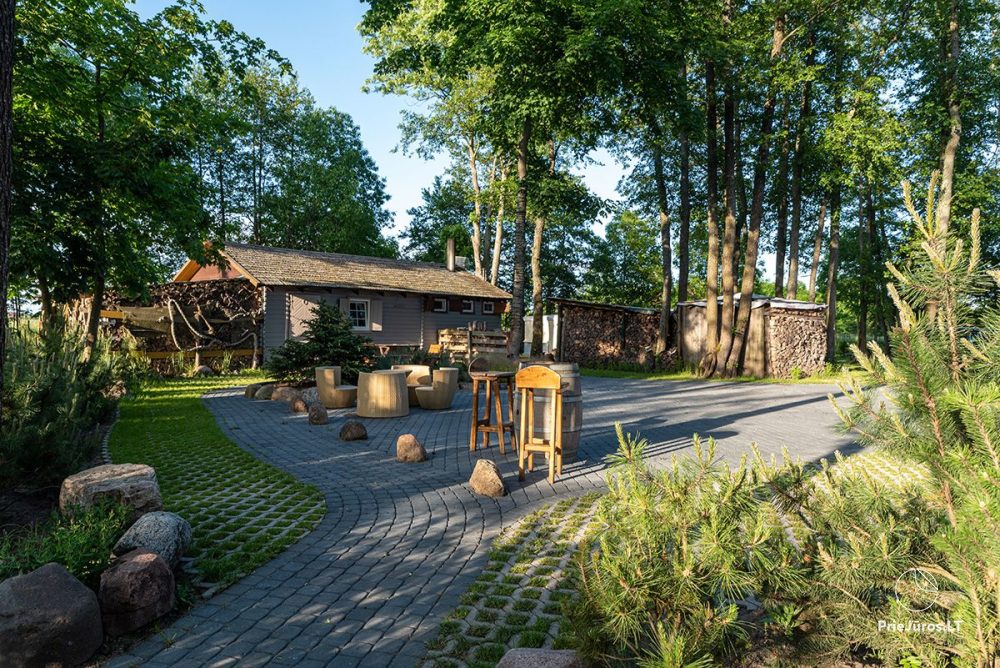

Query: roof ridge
[222,241,450,269]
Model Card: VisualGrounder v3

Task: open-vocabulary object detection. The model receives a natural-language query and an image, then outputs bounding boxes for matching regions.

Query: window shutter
[370,300,383,332]
[338,298,349,317]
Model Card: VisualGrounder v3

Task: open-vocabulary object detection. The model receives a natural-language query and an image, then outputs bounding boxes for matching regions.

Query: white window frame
[432,297,448,313]
[482,301,496,315]
[348,299,370,331]
[461,299,475,314]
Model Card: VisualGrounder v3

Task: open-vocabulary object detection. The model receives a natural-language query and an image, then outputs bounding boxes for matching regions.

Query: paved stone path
[110,377,856,668]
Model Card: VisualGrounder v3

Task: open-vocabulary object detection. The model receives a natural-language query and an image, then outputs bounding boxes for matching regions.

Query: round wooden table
[357,369,409,418]
[469,371,516,453]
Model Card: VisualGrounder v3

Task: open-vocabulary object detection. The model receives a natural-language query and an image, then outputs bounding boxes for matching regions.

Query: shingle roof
[221,242,511,300]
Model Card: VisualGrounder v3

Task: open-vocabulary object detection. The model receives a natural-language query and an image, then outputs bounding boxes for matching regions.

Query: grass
[108,374,326,588]
[421,493,602,667]
[581,364,860,385]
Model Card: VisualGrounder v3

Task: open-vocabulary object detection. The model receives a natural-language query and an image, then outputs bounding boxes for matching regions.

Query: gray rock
[253,384,275,400]
[339,420,368,441]
[99,549,175,637]
[308,404,329,425]
[60,463,162,522]
[0,563,103,667]
[290,397,309,413]
[469,459,507,497]
[193,364,214,377]
[396,434,427,463]
[271,386,302,403]
[497,649,586,668]
[244,383,263,398]
[301,387,320,404]
[113,511,192,569]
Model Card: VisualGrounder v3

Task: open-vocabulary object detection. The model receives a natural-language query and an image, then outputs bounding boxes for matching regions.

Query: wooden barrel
[548,362,581,396]
[532,393,582,463]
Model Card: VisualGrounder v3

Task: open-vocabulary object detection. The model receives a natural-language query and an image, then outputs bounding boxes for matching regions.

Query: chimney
[446,238,456,271]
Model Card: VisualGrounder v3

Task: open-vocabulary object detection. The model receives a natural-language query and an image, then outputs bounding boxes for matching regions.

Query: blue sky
[132,0,624,241]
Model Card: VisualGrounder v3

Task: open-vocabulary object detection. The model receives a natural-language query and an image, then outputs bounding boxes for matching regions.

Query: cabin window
[348,299,370,330]
[461,299,475,314]
[432,297,448,313]
[482,301,496,315]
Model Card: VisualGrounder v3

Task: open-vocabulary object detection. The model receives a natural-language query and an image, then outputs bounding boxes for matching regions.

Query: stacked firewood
[767,308,827,377]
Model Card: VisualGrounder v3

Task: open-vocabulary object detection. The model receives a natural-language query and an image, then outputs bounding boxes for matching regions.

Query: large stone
[339,420,368,441]
[193,364,214,377]
[396,434,427,463]
[113,511,192,569]
[0,563,103,667]
[60,463,162,520]
[271,386,302,403]
[254,384,275,400]
[244,382,263,398]
[469,459,507,497]
[308,404,329,425]
[301,387,320,404]
[99,549,175,637]
[290,397,309,413]
[497,649,586,668]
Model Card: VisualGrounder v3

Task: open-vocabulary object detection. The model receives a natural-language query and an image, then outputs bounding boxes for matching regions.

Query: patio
[107,377,856,667]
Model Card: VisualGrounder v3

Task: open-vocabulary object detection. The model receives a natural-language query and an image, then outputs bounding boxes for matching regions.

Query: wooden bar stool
[515,365,563,483]
[469,370,516,453]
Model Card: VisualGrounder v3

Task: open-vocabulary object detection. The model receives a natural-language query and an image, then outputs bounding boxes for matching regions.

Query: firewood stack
[766,308,827,378]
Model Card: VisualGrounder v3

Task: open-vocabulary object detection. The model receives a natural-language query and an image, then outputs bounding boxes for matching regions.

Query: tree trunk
[825,187,841,362]
[508,118,531,357]
[531,141,556,357]
[678,63,691,303]
[936,0,961,233]
[716,79,738,374]
[0,0,11,405]
[867,185,889,348]
[725,16,785,376]
[653,146,673,358]
[700,61,721,377]
[733,96,747,282]
[85,62,107,360]
[786,33,814,297]
[467,138,484,278]
[856,183,869,349]
[490,165,507,286]
[773,96,792,298]
[807,199,827,302]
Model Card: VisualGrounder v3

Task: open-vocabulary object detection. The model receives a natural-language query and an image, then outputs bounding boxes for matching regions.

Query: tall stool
[515,365,563,483]
[469,370,516,453]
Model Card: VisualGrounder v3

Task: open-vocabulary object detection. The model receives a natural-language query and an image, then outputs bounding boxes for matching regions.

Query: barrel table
[356,369,409,418]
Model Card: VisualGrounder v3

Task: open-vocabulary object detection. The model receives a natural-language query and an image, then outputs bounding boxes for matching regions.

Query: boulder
[301,387,320,404]
[497,649,586,668]
[308,404,329,425]
[193,365,214,377]
[396,434,427,463]
[0,563,103,667]
[99,549,175,637]
[290,397,309,413]
[60,463,162,520]
[469,459,507,497]
[244,383,263,398]
[113,511,192,569]
[254,384,275,400]
[271,386,302,403]
[339,420,368,441]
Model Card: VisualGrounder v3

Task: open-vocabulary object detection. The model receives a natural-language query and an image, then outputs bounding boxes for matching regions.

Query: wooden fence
[438,328,508,363]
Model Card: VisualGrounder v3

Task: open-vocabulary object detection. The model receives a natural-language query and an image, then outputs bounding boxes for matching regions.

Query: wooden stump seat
[391,364,433,406]
[415,367,459,410]
[315,366,358,409]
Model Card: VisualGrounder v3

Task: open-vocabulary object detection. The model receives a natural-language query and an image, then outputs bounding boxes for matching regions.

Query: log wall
[558,302,671,368]
[767,308,827,377]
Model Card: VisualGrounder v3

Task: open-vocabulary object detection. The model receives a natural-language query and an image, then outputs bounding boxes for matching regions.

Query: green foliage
[0,500,130,589]
[1,319,145,486]
[583,209,663,308]
[264,300,374,383]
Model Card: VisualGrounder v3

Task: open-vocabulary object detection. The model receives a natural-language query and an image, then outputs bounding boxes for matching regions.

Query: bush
[264,301,374,383]
[0,500,131,589]
[1,319,146,486]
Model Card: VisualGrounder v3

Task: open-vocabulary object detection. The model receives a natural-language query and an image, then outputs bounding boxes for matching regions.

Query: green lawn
[108,375,326,588]
[581,365,859,385]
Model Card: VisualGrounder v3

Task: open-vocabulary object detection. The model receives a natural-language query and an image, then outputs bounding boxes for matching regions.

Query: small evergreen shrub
[0,500,131,589]
[264,300,375,383]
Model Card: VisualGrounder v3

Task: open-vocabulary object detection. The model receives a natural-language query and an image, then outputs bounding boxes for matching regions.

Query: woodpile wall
[767,307,827,377]
[82,279,263,373]
[558,302,673,368]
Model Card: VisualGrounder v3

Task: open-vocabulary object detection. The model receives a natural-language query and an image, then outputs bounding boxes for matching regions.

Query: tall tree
[935,0,961,233]
[0,0,11,409]
[700,60,721,376]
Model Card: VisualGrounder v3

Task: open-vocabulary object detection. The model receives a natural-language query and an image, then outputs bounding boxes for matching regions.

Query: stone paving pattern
[109,377,856,667]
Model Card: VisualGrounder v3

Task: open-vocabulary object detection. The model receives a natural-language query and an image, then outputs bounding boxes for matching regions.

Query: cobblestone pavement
[110,377,856,667]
